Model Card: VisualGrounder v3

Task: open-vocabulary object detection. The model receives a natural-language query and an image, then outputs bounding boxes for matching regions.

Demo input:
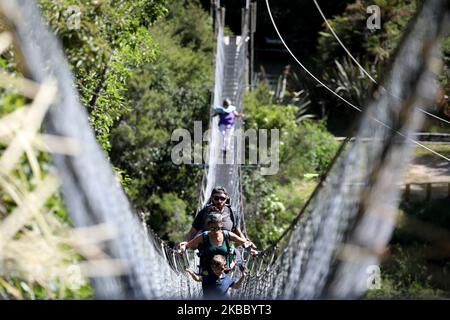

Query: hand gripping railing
[3,0,446,300]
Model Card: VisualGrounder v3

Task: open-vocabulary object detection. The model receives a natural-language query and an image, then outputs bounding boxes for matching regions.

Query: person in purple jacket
[211,98,244,154]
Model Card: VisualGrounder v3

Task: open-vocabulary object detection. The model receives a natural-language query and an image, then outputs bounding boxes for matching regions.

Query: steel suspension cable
[265,0,450,163]
[312,0,450,126]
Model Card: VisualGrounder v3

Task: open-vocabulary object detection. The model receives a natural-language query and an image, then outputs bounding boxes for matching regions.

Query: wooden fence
[403,182,450,202]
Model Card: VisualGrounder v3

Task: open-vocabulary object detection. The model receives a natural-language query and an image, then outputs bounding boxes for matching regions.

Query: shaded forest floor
[366,143,450,299]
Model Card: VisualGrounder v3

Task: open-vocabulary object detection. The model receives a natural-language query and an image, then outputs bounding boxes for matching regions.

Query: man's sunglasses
[209,226,222,231]
[213,196,227,202]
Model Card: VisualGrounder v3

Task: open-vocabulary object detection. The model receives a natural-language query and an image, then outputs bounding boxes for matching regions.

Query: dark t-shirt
[192,205,238,232]
[202,273,234,299]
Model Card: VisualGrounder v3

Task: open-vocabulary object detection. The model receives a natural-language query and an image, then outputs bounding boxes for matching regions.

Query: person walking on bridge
[185,254,248,299]
[211,98,244,155]
[177,186,257,271]
[183,186,252,245]
[179,212,255,277]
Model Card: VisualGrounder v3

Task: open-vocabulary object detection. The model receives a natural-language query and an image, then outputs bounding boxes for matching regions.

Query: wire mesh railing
[237,0,448,299]
[0,0,201,299]
[1,0,447,301]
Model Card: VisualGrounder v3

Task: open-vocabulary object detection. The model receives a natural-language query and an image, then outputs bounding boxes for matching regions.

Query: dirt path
[405,156,450,184]
[403,151,450,201]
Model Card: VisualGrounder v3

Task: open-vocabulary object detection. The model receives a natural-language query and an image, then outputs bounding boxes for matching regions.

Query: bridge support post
[221,7,225,28]
[249,1,257,90]
[426,183,431,202]
[404,184,410,202]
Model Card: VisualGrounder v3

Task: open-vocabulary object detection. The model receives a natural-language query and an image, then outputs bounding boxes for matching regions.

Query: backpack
[198,230,236,275]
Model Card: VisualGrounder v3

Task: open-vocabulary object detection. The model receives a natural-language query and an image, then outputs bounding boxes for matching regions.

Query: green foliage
[243,118,337,248]
[245,85,338,180]
[147,192,193,243]
[279,120,338,182]
[164,0,213,53]
[245,192,285,248]
[315,0,450,135]
[274,179,317,222]
[113,166,134,196]
[0,56,29,117]
[0,191,92,299]
[243,85,338,248]
[0,152,92,299]
[243,82,273,108]
[322,57,378,116]
[0,94,27,117]
[316,0,417,68]
[0,271,93,300]
[45,193,73,226]
[108,0,213,241]
[312,0,450,134]
[439,36,450,95]
[1,0,169,300]
[365,199,450,299]
[38,0,168,151]
[364,245,448,299]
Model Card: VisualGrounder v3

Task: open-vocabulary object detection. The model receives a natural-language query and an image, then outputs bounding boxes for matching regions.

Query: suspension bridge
[0,0,448,299]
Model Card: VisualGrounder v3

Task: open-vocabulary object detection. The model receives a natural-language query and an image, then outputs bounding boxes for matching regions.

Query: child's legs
[219,124,227,151]
[224,125,234,151]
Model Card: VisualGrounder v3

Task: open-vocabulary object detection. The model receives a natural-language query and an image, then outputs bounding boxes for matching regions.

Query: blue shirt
[202,273,235,299]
